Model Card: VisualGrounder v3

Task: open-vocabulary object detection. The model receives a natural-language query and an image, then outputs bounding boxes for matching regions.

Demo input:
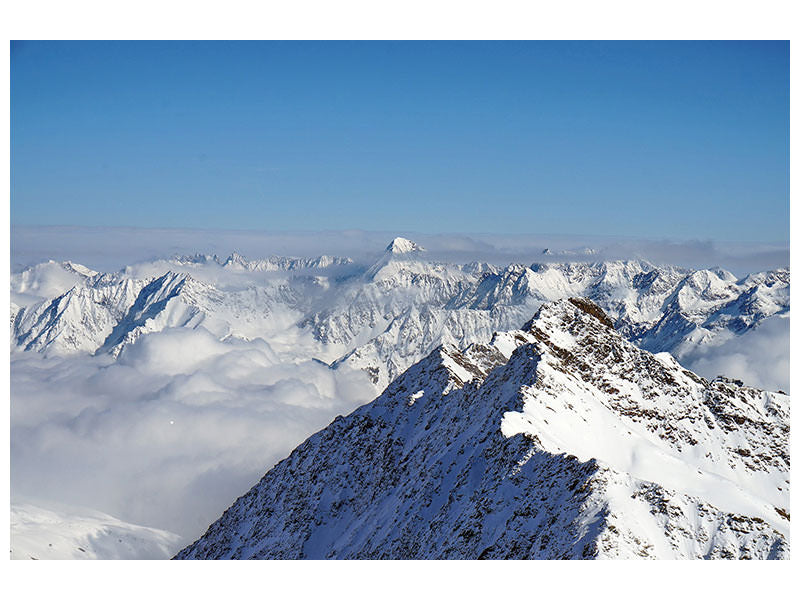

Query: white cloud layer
[10,326,375,548]
[680,315,790,393]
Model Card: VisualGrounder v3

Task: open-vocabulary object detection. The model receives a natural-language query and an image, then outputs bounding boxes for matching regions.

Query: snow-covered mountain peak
[385,237,425,254]
[525,296,616,332]
[171,253,222,266]
[381,340,509,401]
[222,251,248,269]
[10,246,791,561]
[176,297,788,559]
[11,259,99,304]
[12,251,790,395]
[220,251,354,272]
[363,239,446,283]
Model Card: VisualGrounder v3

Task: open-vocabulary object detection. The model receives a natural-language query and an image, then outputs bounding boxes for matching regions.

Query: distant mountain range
[11,237,789,392]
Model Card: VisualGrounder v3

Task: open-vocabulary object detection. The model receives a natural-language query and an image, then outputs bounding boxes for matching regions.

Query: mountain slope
[175,298,788,559]
[11,269,306,357]
[11,503,181,560]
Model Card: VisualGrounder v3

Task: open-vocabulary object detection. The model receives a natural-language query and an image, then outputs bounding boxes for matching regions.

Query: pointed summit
[363,237,427,281]
[222,251,248,269]
[385,237,424,254]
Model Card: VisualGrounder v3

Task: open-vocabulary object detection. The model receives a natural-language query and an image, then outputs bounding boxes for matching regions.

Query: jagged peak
[171,253,221,265]
[175,293,789,560]
[385,237,425,254]
[566,297,615,328]
[223,251,248,266]
[396,299,616,396]
[379,340,509,402]
[525,297,615,332]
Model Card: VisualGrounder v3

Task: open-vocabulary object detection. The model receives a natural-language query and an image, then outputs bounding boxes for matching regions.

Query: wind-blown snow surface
[176,300,789,559]
[10,238,790,558]
[10,503,180,560]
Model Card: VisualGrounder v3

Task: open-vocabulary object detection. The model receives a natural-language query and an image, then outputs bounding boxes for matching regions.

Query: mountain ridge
[175,298,788,559]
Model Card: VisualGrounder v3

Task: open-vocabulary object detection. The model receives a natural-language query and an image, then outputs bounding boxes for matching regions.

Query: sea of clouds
[10,325,374,548]
[680,315,790,394]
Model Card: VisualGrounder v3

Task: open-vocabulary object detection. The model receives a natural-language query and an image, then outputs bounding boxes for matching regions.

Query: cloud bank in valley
[11,326,375,546]
[680,315,790,394]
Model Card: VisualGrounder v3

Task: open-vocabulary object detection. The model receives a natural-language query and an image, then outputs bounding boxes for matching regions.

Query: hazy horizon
[11,224,789,277]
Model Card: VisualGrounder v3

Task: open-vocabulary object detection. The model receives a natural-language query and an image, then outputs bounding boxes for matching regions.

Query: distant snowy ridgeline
[10,238,790,393]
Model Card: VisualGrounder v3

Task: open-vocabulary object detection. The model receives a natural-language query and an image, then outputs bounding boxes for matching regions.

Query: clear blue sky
[10,41,789,242]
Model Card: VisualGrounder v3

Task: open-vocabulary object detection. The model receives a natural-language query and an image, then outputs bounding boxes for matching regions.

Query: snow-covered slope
[12,272,149,354]
[9,240,791,561]
[11,503,181,560]
[11,268,306,358]
[11,259,97,306]
[175,299,789,559]
[221,251,353,272]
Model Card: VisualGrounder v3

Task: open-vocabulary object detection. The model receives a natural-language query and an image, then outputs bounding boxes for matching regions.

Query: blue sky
[11,41,789,242]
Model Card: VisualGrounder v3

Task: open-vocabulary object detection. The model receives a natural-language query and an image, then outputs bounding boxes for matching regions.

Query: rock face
[175,299,789,559]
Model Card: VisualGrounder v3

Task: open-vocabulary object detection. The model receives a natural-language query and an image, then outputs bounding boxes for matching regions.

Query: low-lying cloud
[10,326,375,548]
[680,315,790,393]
